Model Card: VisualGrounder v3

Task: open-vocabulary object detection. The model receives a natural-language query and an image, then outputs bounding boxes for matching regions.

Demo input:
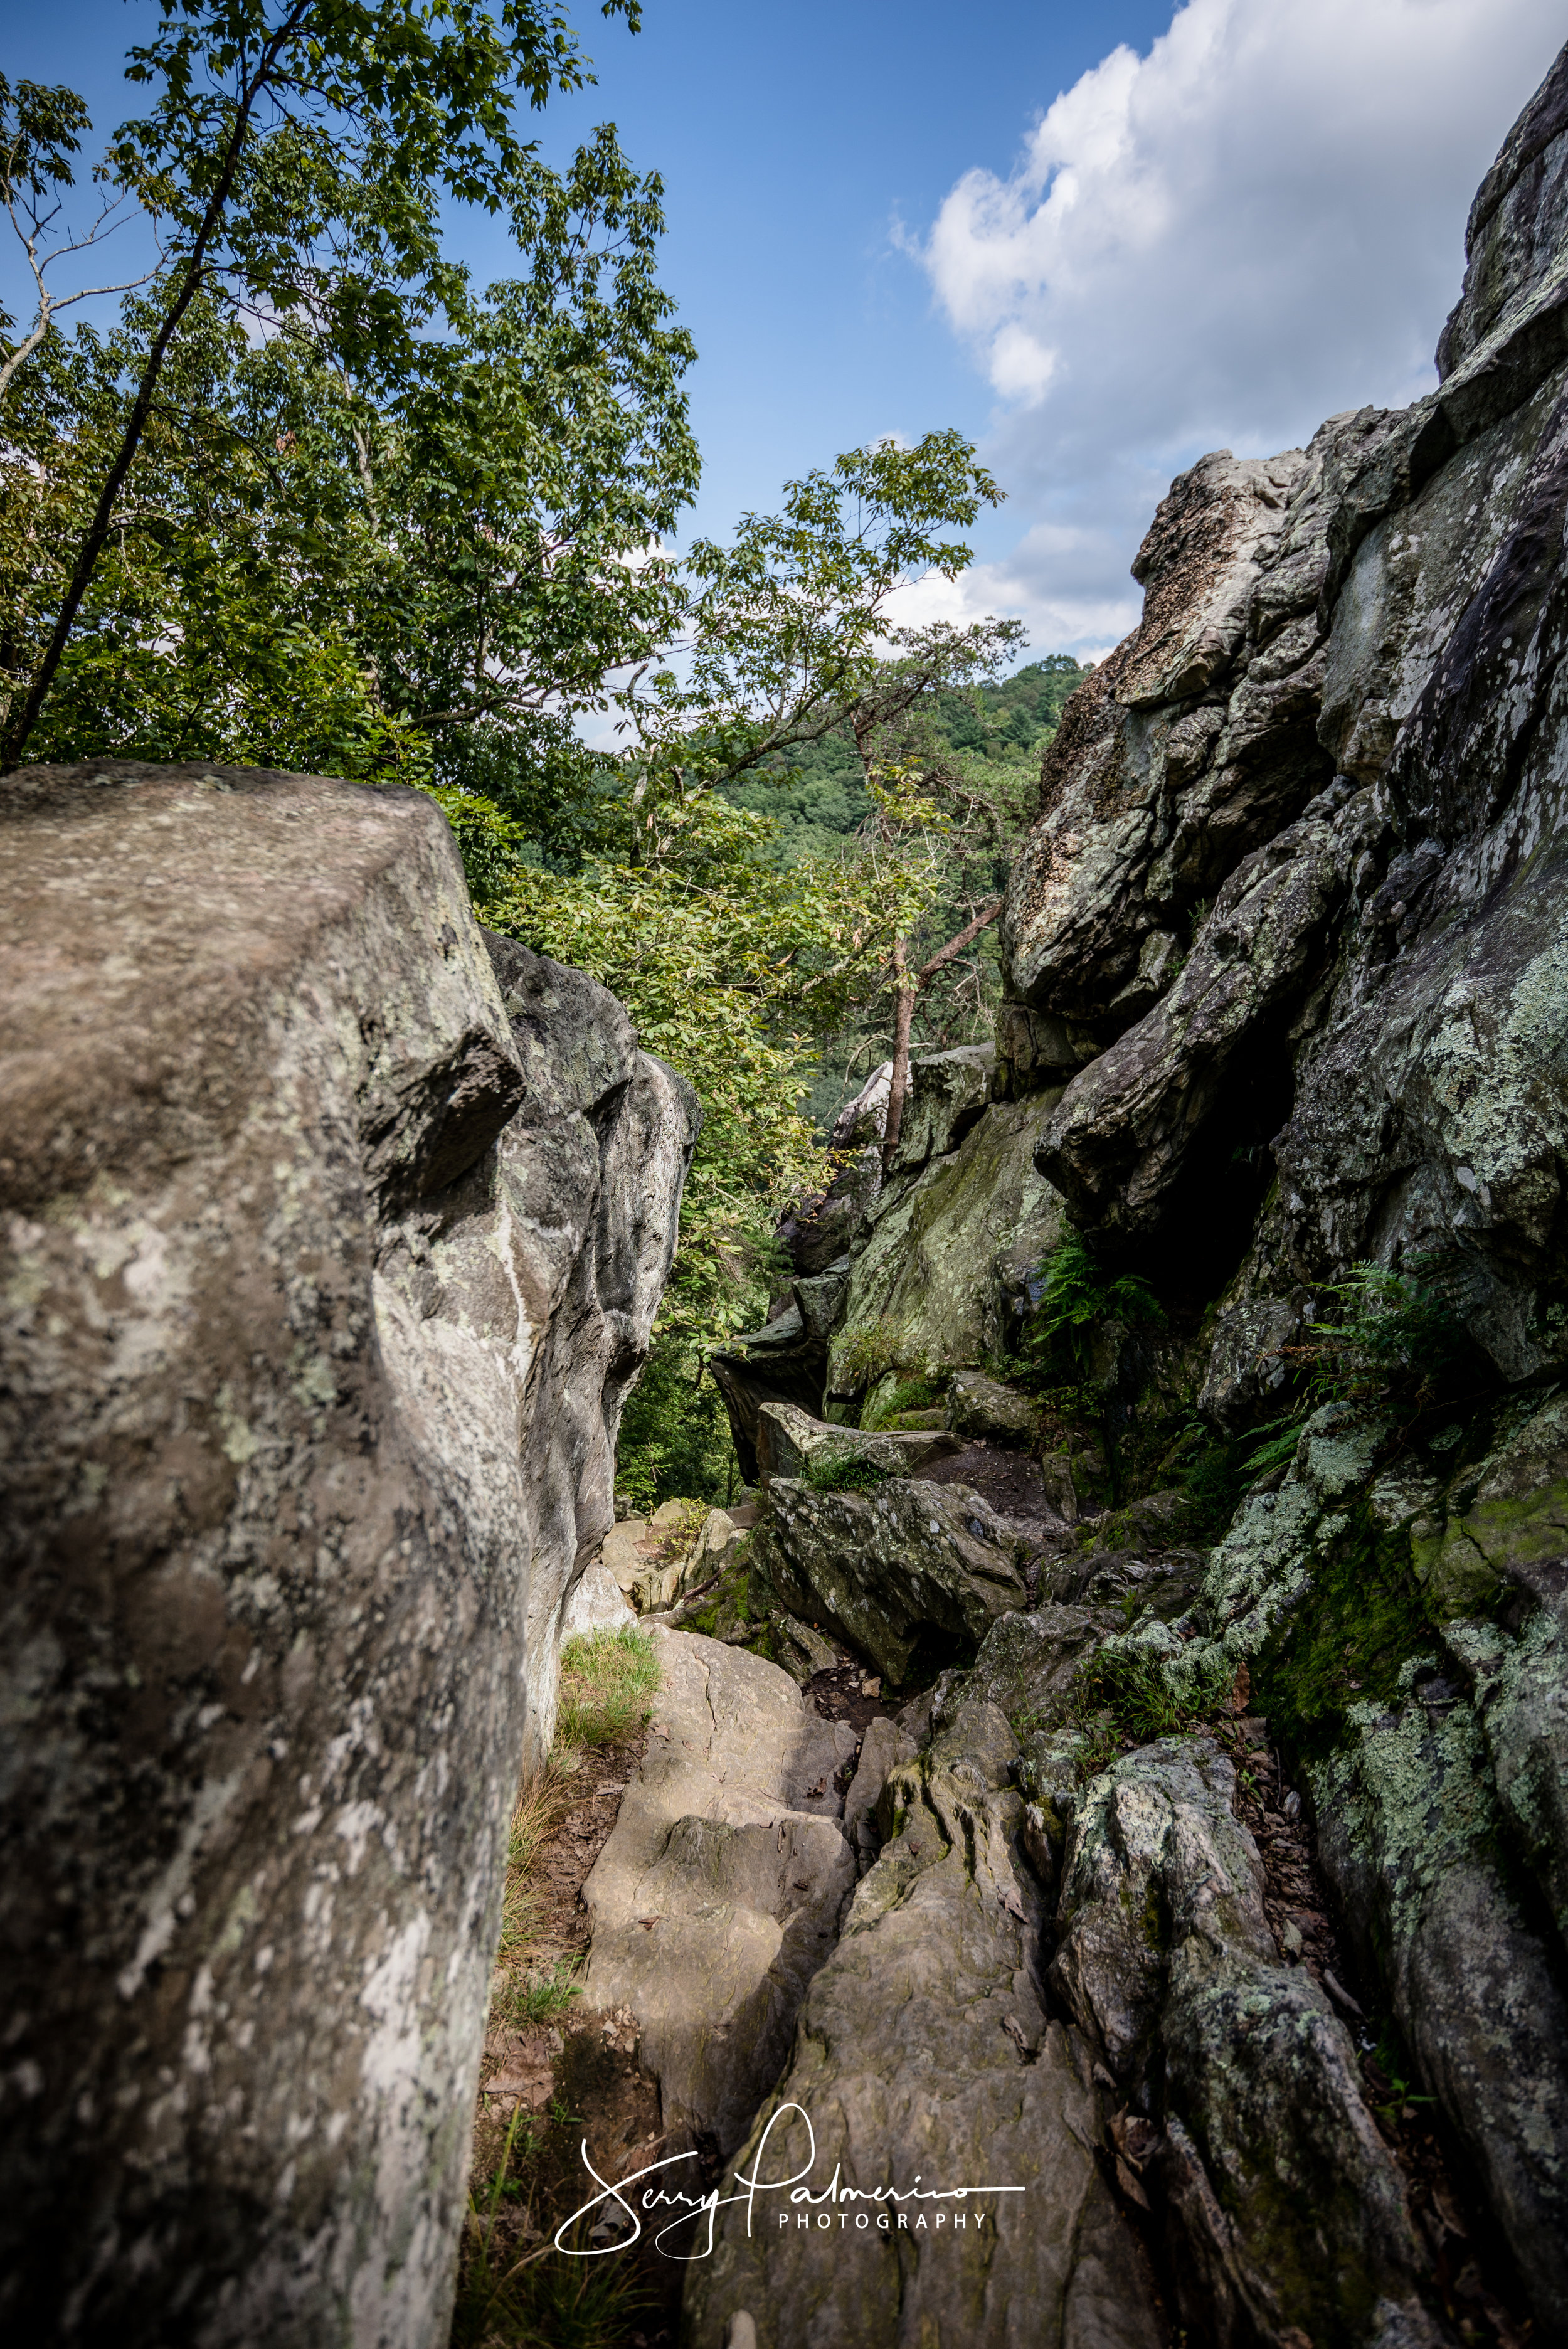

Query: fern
[1307,1253,1475,1405]
[1025,1231,1164,1392]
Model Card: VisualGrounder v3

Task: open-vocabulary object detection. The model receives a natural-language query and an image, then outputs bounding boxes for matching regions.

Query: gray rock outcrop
[749,1477,1030,1687]
[996,39,1568,1391]
[1051,1739,1449,2348]
[0,763,696,2345]
[684,1703,1166,2349]
[581,1630,856,2160]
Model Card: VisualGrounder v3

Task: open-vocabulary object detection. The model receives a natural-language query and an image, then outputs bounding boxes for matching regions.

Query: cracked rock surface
[580,1630,857,2160]
[685,1701,1166,2349]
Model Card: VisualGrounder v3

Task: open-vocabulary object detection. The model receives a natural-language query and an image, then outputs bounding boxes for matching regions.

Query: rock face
[669,51,1568,2349]
[581,1630,856,2161]
[1089,1393,1568,2338]
[749,1477,1030,1687]
[998,38,1568,1390]
[714,1047,1069,1449]
[684,1703,1166,2349]
[1051,1739,1448,2349]
[0,764,695,2346]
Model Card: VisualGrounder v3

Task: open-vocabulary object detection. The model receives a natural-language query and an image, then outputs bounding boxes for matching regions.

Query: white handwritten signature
[554,2102,1025,2262]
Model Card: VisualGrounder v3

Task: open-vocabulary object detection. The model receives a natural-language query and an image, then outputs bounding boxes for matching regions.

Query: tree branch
[914,896,1001,986]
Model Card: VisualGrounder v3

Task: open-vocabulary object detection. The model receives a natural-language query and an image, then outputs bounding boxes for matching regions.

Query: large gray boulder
[0,763,695,2346]
[749,1477,1030,1685]
[684,1704,1167,2349]
[753,1399,961,1482]
[580,1630,856,2160]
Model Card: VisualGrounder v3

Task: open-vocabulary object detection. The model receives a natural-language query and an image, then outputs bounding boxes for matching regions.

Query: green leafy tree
[1,0,682,769]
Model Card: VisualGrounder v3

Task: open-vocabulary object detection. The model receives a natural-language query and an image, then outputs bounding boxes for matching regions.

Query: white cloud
[911,0,1567,656]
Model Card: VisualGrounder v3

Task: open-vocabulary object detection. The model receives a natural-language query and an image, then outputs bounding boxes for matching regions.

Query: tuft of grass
[497,1769,571,1968]
[805,1454,895,1496]
[514,1958,583,2027]
[452,2106,652,2349]
[556,1625,660,1752]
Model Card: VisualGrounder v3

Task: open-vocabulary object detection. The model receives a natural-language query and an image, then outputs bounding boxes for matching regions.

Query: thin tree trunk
[881,937,913,1174]
[0,1,310,770]
[879,897,1002,1175]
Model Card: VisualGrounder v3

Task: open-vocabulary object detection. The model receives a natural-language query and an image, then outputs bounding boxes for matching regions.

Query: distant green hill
[721,654,1086,865]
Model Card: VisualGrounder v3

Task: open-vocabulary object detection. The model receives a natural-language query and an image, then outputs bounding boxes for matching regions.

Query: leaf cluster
[1023,1231,1165,1392]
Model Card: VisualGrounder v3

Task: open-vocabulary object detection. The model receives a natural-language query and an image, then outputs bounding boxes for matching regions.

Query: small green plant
[514,1959,583,2028]
[555,1625,660,1751]
[1080,1645,1194,1742]
[1306,1253,1475,1406]
[805,1454,894,1495]
[1368,2025,1435,2128]
[1240,1412,1306,1479]
[1024,1231,1164,1394]
[864,1376,937,1429]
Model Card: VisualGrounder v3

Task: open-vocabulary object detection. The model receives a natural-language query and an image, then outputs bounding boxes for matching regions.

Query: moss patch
[1254,1495,1460,1763]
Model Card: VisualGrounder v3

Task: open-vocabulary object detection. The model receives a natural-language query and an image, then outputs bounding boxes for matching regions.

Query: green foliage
[3,10,697,769]
[613,1329,738,1510]
[1367,2024,1435,2127]
[805,1455,895,1496]
[1180,1437,1249,1542]
[1079,1643,1226,1744]
[512,1959,583,2028]
[1240,1413,1308,1478]
[554,1626,660,1752]
[452,2099,651,2349]
[1025,1231,1165,1391]
[1306,1255,1476,1406]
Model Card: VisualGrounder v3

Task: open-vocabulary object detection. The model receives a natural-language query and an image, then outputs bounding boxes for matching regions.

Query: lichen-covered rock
[580,1631,856,2160]
[1313,1673,1568,2330]
[683,1704,1166,2349]
[748,1478,1029,1686]
[960,1603,1125,1737]
[1197,1290,1308,1430]
[946,1368,1044,1443]
[0,763,695,2347]
[1082,1382,1568,2338]
[825,1095,1068,1406]
[1051,1740,1449,2349]
[753,1399,960,1482]
[1039,780,1380,1243]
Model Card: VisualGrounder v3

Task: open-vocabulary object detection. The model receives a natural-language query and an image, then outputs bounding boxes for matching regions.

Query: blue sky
[6,0,1565,658]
